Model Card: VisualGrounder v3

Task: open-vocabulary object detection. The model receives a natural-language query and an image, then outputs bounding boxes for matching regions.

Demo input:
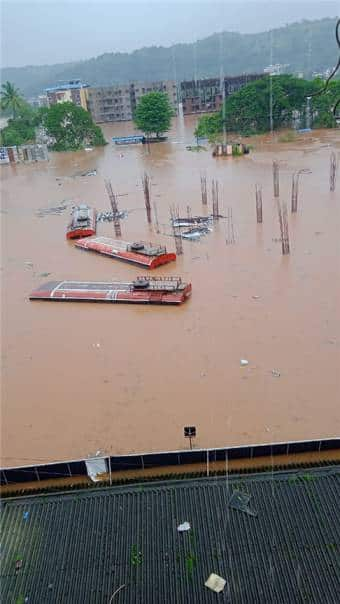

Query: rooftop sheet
[1,466,339,603]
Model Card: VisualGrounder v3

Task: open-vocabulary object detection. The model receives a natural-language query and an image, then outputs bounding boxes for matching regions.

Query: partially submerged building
[86,84,133,122]
[180,74,264,114]
[42,75,264,122]
[0,144,49,164]
[45,79,89,110]
[86,80,178,123]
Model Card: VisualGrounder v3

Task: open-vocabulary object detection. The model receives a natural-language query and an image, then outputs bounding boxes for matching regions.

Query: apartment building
[86,80,178,123]
[130,80,178,112]
[86,84,133,122]
[180,74,264,114]
[45,80,89,110]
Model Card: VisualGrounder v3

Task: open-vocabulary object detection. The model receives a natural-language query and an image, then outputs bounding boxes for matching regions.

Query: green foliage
[133,91,174,137]
[0,81,24,118]
[32,106,49,127]
[1,18,337,98]
[194,113,222,143]
[185,551,196,578]
[186,145,207,152]
[0,102,37,146]
[278,130,297,142]
[232,145,243,156]
[301,474,317,482]
[196,75,340,136]
[310,82,339,128]
[223,75,306,133]
[0,99,106,151]
[42,102,106,151]
[130,544,143,566]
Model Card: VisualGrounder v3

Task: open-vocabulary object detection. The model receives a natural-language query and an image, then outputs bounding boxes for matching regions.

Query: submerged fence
[1,437,339,486]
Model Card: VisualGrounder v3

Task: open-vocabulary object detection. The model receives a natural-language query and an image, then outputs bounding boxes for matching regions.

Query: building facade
[44,75,264,122]
[180,74,264,114]
[0,144,49,164]
[130,80,178,114]
[86,84,133,123]
[45,80,89,110]
[86,80,178,123]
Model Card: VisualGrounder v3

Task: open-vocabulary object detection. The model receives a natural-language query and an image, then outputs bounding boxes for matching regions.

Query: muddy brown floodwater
[1,117,340,467]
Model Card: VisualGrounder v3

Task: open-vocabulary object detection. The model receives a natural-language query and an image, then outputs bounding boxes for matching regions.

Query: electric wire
[308,18,340,118]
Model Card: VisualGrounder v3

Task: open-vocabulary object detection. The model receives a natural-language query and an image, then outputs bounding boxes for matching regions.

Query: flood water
[1,117,339,466]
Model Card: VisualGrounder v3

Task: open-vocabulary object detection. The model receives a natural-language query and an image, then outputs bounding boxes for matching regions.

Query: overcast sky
[1,0,339,68]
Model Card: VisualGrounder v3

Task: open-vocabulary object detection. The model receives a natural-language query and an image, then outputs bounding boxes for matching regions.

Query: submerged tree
[133,91,174,138]
[0,81,24,119]
[194,113,222,143]
[42,102,106,151]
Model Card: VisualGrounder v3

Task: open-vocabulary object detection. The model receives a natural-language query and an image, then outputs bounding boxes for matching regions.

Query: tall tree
[0,81,24,119]
[133,92,174,138]
[42,102,106,151]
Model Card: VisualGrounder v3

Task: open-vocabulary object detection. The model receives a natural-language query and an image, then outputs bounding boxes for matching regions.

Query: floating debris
[80,169,97,177]
[36,203,68,217]
[96,210,127,223]
[186,145,206,152]
[228,490,258,516]
[171,215,213,228]
[181,226,212,240]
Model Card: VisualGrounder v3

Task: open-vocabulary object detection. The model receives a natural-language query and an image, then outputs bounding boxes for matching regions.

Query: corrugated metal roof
[1,466,339,603]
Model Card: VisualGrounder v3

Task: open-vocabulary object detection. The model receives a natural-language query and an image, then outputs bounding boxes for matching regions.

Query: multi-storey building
[130,80,178,113]
[45,80,89,110]
[86,80,178,123]
[86,84,133,122]
[180,74,264,114]
[44,75,264,122]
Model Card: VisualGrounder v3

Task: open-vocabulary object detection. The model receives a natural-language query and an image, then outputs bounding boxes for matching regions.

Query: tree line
[0,82,106,150]
[195,75,340,140]
[0,82,173,150]
[1,76,338,151]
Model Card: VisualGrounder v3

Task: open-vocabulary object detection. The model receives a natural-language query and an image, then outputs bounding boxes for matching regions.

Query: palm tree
[1,81,24,119]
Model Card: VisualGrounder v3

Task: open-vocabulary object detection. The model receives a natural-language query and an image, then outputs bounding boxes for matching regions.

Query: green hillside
[1,18,338,98]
